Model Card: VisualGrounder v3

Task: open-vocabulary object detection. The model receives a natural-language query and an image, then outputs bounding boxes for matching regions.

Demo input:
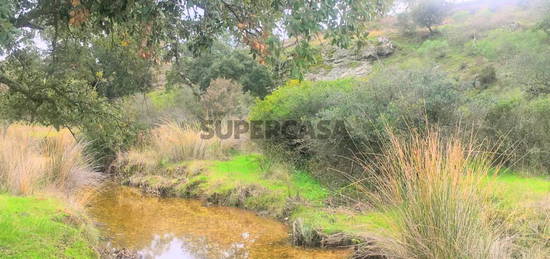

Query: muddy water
[87,184,349,259]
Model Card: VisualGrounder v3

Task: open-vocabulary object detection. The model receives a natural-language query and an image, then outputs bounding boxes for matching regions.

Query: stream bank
[113,154,389,257]
[88,183,351,258]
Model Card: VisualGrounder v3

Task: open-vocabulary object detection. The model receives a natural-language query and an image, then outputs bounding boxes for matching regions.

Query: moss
[0,195,97,259]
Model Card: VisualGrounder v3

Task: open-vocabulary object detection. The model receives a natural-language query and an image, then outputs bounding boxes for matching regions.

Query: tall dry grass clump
[118,121,236,174]
[359,129,505,259]
[150,121,232,162]
[0,124,100,197]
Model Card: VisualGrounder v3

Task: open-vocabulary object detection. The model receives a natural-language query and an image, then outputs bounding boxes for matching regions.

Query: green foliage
[1,0,392,163]
[92,37,154,99]
[168,44,275,98]
[471,29,549,60]
[251,68,462,184]
[0,195,97,258]
[477,65,497,87]
[417,38,450,58]
[250,78,357,121]
[507,49,550,97]
[479,93,550,171]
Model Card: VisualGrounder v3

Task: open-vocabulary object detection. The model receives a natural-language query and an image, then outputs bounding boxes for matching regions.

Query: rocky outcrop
[306,37,395,81]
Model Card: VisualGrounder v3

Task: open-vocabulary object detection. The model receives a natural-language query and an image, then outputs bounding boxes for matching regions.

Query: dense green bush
[479,94,550,172]
[507,49,550,97]
[250,68,462,183]
[476,65,497,87]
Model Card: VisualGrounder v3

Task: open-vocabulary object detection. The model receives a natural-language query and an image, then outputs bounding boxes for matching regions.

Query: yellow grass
[117,121,237,174]
[358,129,504,258]
[0,123,100,199]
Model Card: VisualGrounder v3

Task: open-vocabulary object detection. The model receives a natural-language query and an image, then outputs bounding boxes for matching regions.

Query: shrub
[473,92,550,172]
[116,121,237,176]
[168,45,275,98]
[149,122,233,163]
[122,87,202,130]
[476,65,497,87]
[507,49,550,97]
[250,68,462,184]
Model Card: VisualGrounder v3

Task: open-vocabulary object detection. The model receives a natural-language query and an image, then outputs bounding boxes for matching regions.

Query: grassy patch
[147,89,178,109]
[291,206,391,235]
[0,194,97,259]
[494,173,550,205]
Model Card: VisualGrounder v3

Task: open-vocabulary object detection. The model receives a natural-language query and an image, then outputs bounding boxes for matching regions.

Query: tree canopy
[0,0,392,161]
[410,0,448,34]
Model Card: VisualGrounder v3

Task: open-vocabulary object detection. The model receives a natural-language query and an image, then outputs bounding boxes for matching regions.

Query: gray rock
[306,37,394,81]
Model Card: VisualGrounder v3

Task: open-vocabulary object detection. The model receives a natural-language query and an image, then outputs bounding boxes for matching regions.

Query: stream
[87,184,350,259]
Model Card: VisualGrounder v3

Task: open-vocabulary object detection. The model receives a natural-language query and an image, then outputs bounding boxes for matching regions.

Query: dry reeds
[118,121,236,174]
[150,121,231,162]
[0,124,100,197]
[358,129,505,259]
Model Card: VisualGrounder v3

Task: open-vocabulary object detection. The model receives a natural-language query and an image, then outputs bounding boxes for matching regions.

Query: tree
[410,0,448,34]
[0,0,392,162]
[168,42,275,98]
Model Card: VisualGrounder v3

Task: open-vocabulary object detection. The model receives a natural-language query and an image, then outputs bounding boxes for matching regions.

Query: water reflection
[88,184,349,259]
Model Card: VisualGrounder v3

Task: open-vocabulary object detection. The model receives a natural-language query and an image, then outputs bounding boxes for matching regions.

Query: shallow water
[87,184,349,259]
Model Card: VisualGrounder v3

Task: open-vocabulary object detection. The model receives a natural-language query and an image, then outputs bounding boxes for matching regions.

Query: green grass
[205,156,393,238]
[0,195,97,259]
[494,173,550,205]
[291,206,392,235]
[202,154,329,204]
[147,89,178,109]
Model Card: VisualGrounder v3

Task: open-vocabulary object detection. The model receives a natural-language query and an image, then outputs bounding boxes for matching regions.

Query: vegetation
[167,43,276,98]
[0,124,100,196]
[0,195,97,258]
[1,0,550,258]
[410,0,449,34]
[0,125,100,258]
[359,130,500,258]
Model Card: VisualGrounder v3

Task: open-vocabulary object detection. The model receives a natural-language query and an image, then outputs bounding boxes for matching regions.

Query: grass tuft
[0,124,100,198]
[358,129,504,258]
